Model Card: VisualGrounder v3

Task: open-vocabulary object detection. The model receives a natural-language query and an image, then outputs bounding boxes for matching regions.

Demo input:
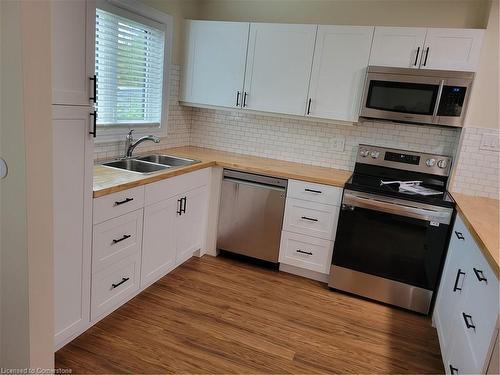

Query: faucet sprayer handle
[126,129,134,140]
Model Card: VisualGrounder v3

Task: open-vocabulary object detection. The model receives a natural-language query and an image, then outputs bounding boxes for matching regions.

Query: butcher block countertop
[452,192,499,277]
[94,146,352,198]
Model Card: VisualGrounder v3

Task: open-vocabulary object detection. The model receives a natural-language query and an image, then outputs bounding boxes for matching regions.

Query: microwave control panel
[437,86,467,117]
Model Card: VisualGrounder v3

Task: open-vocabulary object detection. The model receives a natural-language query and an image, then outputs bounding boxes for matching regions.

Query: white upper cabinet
[369,27,427,68]
[370,26,484,71]
[421,28,484,71]
[51,0,96,106]
[243,23,317,116]
[182,21,249,108]
[307,26,374,121]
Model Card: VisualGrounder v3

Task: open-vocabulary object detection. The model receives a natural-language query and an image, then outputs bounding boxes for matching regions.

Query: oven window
[366,80,439,115]
[333,206,449,290]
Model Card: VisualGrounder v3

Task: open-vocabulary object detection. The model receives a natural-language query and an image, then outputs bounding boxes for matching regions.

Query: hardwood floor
[55,255,444,374]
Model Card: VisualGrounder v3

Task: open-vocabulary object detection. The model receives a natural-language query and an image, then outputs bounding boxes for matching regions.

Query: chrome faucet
[124,130,160,158]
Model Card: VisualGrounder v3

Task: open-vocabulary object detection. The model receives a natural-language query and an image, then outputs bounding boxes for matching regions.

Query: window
[95,2,168,133]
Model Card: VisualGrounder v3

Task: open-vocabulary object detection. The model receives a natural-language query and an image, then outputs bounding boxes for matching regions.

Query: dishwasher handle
[223,177,286,192]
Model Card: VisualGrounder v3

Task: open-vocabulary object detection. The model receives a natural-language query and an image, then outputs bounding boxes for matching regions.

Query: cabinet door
[369,27,427,68]
[176,186,208,265]
[141,197,178,288]
[243,23,317,115]
[434,216,472,357]
[307,26,373,121]
[51,0,95,105]
[422,28,484,71]
[182,21,249,108]
[53,106,94,349]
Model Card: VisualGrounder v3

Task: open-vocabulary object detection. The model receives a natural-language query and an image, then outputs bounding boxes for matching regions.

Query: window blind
[95,8,165,126]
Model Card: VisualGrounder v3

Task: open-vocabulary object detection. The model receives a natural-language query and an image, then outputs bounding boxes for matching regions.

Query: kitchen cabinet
[182,21,249,108]
[307,26,373,121]
[51,0,95,106]
[434,214,499,374]
[243,23,317,115]
[370,27,484,71]
[422,28,484,71]
[53,106,94,349]
[279,180,342,278]
[369,27,427,69]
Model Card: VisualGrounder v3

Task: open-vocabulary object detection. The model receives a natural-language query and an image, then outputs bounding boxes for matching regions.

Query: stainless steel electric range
[329,144,455,314]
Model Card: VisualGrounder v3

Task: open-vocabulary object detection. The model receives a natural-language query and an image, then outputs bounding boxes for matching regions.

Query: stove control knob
[370,151,380,159]
[425,158,436,167]
[359,149,369,157]
[437,159,448,169]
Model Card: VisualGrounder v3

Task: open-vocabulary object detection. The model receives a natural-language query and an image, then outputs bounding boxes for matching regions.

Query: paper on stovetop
[380,180,442,196]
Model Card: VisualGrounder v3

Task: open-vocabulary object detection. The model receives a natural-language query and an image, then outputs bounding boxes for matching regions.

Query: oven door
[360,72,444,125]
[330,191,453,312]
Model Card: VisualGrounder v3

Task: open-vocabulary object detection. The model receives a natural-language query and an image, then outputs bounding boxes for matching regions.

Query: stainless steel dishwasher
[217,169,287,263]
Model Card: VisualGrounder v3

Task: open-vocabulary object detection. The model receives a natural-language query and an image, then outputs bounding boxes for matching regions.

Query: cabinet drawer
[287,180,342,206]
[93,209,143,273]
[91,255,140,321]
[461,247,498,371]
[279,231,333,274]
[283,198,339,240]
[145,168,210,206]
[93,186,144,224]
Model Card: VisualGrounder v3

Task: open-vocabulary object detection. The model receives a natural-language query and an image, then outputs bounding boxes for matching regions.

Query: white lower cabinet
[279,179,342,278]
[434,214,499,374]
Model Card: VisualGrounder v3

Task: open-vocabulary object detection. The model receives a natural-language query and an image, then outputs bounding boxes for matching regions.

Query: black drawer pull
[112,234,131,244]
[243,92,248,107]
[452,268,465,292]
[111,277,129,289]
[114,197,133,206]
[177,198,182,215]
[182,196,187,214]
[462,313,475,330]
[454,231,464,240]
[89,74,97,103]
[473,268,487,283]
[413,47,420,66]
[236,91,240,107]
[89,110,97,138]
[449,364,458,374]
[422,47,430,66]
[301,216,318,222]
[296,249,313,255]
[304,188,322,194]
[307,98,312,115]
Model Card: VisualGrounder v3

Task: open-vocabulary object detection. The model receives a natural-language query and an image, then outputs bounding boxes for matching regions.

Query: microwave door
[360,73,443,124]
[434,79,472,127]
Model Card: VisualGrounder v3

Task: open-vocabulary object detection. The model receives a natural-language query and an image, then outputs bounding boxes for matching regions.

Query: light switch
[479,133,500,152]
[330,137,345,152]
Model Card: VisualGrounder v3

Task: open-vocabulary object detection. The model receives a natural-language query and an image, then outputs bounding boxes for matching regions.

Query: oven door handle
[343,192,452,224]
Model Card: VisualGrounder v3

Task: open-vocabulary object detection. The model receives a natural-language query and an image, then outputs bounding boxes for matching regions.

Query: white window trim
[95,0,172,143]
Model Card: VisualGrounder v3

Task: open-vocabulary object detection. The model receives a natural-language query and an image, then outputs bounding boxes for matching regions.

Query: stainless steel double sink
[102,154,200,174]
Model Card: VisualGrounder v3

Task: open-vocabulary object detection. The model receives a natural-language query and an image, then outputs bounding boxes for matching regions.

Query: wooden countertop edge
[451,193,500,278]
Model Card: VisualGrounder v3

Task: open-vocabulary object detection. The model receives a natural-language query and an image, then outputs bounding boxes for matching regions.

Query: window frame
[94,0,172,143]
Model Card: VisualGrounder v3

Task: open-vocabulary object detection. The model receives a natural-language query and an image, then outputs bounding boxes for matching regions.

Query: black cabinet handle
[296,249,313,255]
[453,268,465,292]
[473,268,487,283]
[462,313,475,330]
[301,216,318,222]
[422,47,430,66]
[307,98,312,115]
[177,198,182,215]
[413,47,420,66]
[182,196,187,214]
[89,110,97,138]
[304,188,322,194]
[243,92,248,107]
[111,277,129,289]
[236,91,240,107]
[114,197,133,206]
[89,74,97,103]
[449,364,458,374]
[454,231,464,240]
[112,234,131,244]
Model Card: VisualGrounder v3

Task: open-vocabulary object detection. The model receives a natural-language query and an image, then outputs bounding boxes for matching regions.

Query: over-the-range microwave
[359,66,474,127]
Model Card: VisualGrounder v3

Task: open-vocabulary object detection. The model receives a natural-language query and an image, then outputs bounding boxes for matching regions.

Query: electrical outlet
[479,133,500,152]
[330,137,345,152]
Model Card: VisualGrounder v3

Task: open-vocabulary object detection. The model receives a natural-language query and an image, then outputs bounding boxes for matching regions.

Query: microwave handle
[432,80,445,117]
